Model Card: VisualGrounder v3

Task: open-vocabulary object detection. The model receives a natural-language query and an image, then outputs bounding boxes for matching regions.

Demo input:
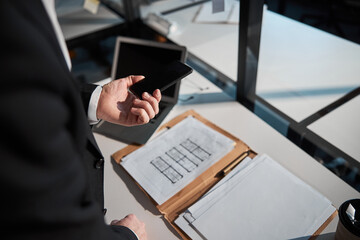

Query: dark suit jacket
[0,1,136,239]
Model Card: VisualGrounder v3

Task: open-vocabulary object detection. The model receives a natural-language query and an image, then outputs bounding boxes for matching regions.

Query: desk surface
[308,95,360,163]
[95,71,359,240]
[58,5,124,40]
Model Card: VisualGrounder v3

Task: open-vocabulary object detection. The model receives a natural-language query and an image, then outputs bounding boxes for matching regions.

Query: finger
[110,219,120,225]
[124,214,136,220]
[152,89,162,102]
[114,214,148,240]
[142,92,159,115]
[126,75,145,87]
[133,98,156,119]
[131,107,150,124]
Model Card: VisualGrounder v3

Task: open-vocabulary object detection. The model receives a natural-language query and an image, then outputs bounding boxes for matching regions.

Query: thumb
[127,75,145,87]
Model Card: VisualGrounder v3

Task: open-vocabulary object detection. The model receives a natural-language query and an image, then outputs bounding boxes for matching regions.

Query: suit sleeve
[0,84,136,240]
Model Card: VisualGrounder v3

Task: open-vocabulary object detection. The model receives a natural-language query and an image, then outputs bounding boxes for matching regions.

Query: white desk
[58,5,124,40]
[308,95,360,163]
[95,71,360,240]
[142,1,360,123]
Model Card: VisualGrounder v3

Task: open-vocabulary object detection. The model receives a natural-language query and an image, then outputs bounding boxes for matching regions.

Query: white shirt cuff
[88,85,102,125]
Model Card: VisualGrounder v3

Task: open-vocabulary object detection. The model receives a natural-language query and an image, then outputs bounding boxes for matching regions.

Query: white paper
[176,154,336,240]
[121,116,235,205]
[175,212,203,240]
[176,156,253,240]
[184,156,253,223]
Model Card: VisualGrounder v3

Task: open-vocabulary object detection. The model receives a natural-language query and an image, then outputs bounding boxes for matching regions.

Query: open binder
[112,110,337,240]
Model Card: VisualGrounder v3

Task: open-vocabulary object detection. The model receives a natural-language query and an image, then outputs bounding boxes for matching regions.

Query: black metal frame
[237,0,265,104]
[122,0,140,21]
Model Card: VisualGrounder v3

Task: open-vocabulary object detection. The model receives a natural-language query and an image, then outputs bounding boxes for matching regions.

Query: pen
[218,151,250,177]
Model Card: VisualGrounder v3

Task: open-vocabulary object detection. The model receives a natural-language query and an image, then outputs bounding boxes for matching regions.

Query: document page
[176,154,336,240]
[121,116,235,205]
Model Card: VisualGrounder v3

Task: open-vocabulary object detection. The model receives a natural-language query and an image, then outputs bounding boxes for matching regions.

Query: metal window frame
[237,0,264,103]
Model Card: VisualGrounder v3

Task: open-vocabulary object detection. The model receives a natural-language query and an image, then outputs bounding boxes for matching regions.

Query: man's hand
[97,75,161,126]
[111,214,148,240]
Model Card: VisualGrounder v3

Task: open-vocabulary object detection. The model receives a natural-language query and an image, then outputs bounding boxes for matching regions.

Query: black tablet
[129,61,193,99]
